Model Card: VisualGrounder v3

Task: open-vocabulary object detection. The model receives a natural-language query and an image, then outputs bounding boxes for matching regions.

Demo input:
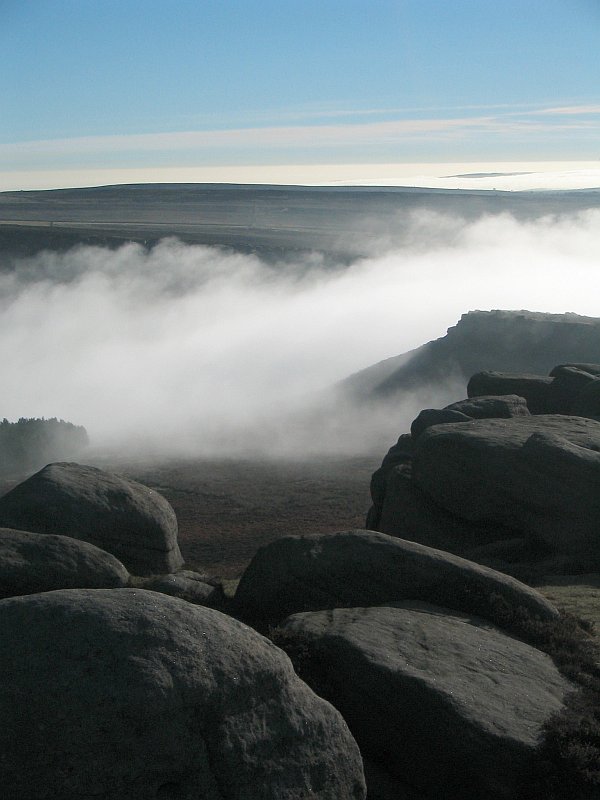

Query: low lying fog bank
[1,209,599,458]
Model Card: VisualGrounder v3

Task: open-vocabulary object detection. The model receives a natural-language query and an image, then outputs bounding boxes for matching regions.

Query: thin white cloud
[0,116,498,157]
[2,111,597,166]
[533,104,600,115]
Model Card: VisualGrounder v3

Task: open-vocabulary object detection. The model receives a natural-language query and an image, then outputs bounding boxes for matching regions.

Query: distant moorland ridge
[2,183,600,258]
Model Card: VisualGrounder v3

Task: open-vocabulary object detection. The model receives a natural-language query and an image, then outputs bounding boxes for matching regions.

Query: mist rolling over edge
[2,209,599,457]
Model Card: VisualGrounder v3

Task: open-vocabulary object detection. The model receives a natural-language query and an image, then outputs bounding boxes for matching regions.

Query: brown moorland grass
[87,454,379,579]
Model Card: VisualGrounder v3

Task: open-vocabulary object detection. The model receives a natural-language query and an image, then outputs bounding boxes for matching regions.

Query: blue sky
[2,0,600,188]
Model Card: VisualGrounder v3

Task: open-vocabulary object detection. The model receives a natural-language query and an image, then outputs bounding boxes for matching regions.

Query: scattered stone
[234,529,559,631]
[0,588,366,800]
[0,527,129,598]
[276,602,573,800]
[0,462,183,576]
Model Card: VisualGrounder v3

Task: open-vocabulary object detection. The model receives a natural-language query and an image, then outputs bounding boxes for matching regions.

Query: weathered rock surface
[413,415,600,556]
[234,530,558,630]
[0,462,182,575]
[276,602,573,800]
[0,527,129,598]
[0,588,366,800]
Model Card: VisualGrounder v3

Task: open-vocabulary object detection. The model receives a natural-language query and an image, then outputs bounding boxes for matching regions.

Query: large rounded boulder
[0,527,129,598]
[0,462,182,575]
[234,530,559,631]
[0,588,366,800]
[275,602,573,800]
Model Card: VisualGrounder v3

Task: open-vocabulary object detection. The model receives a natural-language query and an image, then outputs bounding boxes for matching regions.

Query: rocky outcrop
[275,602,573,800]
[467,373,555,413]
[467,365,600,418]
[468,364,600,418]
[413,415,600,555]
[342,310,600,402]
[0,527,129,598]
[0,588,366,800]
[369,361,600,574]
[234,529,558,631]
[0,462,182,575]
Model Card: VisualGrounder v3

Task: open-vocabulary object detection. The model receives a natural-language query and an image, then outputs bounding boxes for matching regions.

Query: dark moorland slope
[342,309,600,401]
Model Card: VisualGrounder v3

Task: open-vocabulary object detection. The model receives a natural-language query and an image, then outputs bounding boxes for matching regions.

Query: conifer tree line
[0,418,88,474]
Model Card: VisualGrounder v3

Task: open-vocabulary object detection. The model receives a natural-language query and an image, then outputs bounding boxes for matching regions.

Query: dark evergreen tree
[0,417,88,474]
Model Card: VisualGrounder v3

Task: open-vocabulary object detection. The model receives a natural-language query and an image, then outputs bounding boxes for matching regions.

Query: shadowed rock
[545,366,599,414]
[276,602,573,800]
[413,415,600,556]
[367,434,415,529]
[0,588,366,800]
[377,463,519,557]
[0,527,129,598]
[0,462,182,575]
[467,372,555,414]
[234,529,559,631]
[571,377,600,418]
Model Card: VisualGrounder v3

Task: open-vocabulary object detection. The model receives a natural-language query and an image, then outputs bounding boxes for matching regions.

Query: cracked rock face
[0,462,182,575]
[0,588,366,800]
[276,602,573,800]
